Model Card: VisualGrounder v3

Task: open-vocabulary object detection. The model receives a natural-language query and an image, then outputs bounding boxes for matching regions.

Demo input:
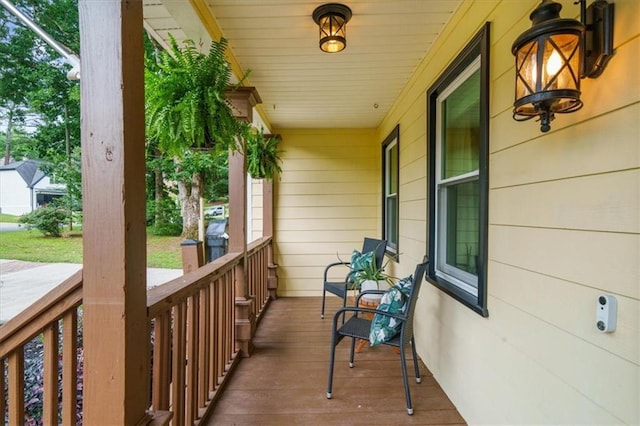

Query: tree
[1,0,82,224]
[21,0,80,161]
[0,2,39,164]
[145,36,248,238]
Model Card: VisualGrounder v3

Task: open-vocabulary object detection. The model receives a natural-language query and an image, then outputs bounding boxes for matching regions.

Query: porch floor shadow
[204,296,466,425]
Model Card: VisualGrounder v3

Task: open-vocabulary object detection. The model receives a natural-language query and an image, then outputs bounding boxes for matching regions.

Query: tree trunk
[4,108,14,165]
[64,104,73,230]
[154,158,163,225]
[176,160,203,239]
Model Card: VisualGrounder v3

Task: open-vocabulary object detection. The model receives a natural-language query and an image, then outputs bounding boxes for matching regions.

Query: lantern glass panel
[541,33,581,91]
[515,39,537,100]
[319,15,346,53]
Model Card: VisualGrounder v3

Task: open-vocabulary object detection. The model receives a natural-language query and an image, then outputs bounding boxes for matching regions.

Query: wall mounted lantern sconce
[512,0,614,132]
[312,3,352,53]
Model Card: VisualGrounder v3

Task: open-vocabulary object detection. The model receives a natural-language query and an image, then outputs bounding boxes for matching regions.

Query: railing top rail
[0,270,83,358]
[247,236,272,256]
[1,237,273,355]
[147,251,243,318]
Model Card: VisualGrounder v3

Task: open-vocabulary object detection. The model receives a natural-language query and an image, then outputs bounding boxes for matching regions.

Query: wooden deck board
[204,297,466,425]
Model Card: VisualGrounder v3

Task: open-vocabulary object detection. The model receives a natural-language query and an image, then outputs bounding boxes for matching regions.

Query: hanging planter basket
[246,130,283,180]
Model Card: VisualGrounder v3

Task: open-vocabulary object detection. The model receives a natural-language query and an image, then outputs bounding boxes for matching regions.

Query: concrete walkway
[0,259,183,324]
[0,222,24,232]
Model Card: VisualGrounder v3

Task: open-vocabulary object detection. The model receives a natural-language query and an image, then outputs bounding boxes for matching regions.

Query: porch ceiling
[142,0,463,130]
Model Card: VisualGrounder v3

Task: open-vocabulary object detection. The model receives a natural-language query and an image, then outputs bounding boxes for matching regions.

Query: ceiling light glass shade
[512,0,585,132]
[312,3,352,53]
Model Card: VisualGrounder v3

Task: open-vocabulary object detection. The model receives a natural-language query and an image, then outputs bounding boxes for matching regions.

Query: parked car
[204,205,224,218]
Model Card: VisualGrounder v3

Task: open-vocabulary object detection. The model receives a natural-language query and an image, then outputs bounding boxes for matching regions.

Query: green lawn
[0,213,20,223]
[0,228,184,269]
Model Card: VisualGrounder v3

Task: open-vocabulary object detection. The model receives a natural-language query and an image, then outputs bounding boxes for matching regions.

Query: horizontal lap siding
[251,179,263,241]
[272,128,379,296]
[376,0,640,424]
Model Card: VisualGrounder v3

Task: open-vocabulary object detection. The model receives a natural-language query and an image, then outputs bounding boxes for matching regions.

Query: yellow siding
[376,0,640,424]
[271,0,639,423]
[272,128,379,296]
[250,178,263,241]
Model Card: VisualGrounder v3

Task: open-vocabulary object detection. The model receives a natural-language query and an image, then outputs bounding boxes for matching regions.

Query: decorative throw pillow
[350,249,373,271]
[369,275,413,346]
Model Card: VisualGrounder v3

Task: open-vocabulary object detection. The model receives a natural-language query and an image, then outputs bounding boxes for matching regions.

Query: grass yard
[0,213,20,223]
[0,228,183,269]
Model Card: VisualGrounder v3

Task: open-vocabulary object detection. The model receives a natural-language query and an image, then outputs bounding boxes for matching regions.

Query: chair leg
[321,288,326,319]
[326,329,339,398]
[410,338,422,384]
[399,344,413,415]
[348,337,357,368]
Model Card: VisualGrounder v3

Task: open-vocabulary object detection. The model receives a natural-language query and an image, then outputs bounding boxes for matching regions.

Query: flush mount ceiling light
[512,0,614,132]
[312,3,352,53]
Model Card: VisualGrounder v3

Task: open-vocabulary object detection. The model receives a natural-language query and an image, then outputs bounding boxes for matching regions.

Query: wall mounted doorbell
[596,294,617,333]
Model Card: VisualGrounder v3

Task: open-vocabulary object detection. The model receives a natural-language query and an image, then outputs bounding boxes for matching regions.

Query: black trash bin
[206,219,228,262]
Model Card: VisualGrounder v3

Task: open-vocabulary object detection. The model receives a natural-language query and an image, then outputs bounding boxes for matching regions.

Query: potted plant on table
[352,253,391,303]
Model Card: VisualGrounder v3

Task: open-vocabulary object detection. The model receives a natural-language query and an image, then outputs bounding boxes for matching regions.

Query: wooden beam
[225,86,261,123]
[78,1,149,424]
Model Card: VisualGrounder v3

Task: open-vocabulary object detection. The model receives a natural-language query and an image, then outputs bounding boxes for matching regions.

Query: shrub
[19,206,71,237]
[148,222,182,236]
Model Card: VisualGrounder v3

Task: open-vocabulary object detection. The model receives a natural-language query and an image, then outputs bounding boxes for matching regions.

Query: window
[426,23,489,316]
[382,125,399,258]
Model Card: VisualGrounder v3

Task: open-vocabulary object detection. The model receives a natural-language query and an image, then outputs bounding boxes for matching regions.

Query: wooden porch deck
[204,296,466,425]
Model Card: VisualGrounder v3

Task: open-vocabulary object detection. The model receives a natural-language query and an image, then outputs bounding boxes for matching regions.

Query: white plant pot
[360,279,387,303]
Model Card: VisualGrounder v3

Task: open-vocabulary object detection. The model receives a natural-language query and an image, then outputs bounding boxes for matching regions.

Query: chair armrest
[332,305,407,327]
[323,261,352,282]
[355,290,385,305]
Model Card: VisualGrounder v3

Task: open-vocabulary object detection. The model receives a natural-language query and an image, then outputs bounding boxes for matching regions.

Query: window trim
[382,124,400,260]
[426,23,490,317]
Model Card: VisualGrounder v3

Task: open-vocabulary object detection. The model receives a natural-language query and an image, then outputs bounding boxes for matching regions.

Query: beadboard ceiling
[143,0,463,130]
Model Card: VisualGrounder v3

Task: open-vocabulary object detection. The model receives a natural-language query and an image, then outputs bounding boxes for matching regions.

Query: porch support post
[181,239,204,273]
[229,146,254,357]
[226,87,261,357]
[263,178,278,299]
[79,1,149,424]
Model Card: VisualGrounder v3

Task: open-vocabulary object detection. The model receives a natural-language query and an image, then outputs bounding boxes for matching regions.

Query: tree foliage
[0,0,81,213]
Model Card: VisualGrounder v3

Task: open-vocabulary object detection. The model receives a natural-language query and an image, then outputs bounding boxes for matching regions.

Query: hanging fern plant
[246,129,283,180]
[145,35,242,156]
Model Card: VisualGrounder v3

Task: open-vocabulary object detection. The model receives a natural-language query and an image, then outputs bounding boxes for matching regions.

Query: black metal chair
[320,237,387,319]
[326,256,429,415]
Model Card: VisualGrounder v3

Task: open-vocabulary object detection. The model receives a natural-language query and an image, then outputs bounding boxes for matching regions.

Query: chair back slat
[361,238,387,271]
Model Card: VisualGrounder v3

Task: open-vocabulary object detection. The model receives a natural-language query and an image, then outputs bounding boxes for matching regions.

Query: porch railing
[0,237,274,425]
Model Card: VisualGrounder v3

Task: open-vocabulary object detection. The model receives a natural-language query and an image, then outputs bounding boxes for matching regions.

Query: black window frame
[382,124,400,260]
[426,23,490,317]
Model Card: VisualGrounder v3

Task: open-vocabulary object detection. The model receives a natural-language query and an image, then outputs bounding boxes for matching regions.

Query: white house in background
[0,160,66,216]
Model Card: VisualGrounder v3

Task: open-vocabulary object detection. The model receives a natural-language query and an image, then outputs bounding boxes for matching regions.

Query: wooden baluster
[229,270,236,364]
[171,303,186,426]
[0,358,6,422]
[185,294,199,425]
[224,273,232,367]
[152,312,171,411]
[62,309,78,426]
[198,286,210,408]
[209,278,221,391]
[43,322,60,425]
[261,249,266,311]
[8,349,25,424]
